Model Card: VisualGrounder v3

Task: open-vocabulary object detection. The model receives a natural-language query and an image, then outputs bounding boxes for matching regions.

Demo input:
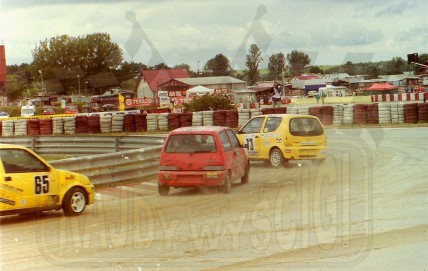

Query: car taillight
[203,166,225,170]
[159,165,177,170]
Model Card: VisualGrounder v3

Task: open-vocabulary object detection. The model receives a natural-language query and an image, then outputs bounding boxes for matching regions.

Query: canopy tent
[365,83,398,91]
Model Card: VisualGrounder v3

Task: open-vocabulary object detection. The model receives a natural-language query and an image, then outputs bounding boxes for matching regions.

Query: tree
[342,61,357,75]
[286,50,310,76]
[204,54,231,76]
[5,74,28,100]
[245,44,263,85]
[150,63,170,70]
[267,52,285,81]
[308,66,323,74]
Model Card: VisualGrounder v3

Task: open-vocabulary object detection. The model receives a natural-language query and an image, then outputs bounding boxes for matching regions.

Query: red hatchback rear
[158,126,249,195]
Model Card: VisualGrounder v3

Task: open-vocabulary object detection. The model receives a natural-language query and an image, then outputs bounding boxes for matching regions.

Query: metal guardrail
[0,135,166,156]
[49,145,163,185]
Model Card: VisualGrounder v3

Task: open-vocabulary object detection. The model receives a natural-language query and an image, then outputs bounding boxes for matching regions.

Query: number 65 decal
[35,175,50,194]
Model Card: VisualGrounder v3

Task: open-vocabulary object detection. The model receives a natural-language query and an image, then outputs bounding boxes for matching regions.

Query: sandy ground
[0,127,427,271]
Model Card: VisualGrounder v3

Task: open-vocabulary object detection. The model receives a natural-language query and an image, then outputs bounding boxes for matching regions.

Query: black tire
[269,148,285,168]
[241,162,250,184]
[62,187,87,216]
[158,184,170,196]
[222,174,232,193]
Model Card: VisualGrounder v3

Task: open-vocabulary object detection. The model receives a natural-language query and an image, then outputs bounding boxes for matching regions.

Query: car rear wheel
[158,184,170,196]
[269,148,285,168]
[63,187,87,216]
[222,174,232,193]
[241,162,250,184]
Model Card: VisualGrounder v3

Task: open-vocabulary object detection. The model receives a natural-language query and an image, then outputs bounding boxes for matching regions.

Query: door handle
[5,176,12,182]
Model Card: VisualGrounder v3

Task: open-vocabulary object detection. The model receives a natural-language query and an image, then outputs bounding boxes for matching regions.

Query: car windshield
[165,134,216,153]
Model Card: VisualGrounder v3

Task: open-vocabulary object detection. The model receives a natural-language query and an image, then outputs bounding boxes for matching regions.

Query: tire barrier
[135,113,148,132]
[100,115,112,133]
[52,118,64,135]
[1,120,14,136]
[146,113,158,131]
[213,110,227,126]
[261,108,275,114]
[390,102,404,124]
[417,103,428,123]
[14,119,28,136]
[75,116,89,134]
[112,114,125,132]
[371,92,426,102]
[404,103,418,124]
[63,117,76,135]
[202,111,214,126]
[88,115,101,133]
[378,103,392,124]
[180,112,193,127]
[225,110,239,128]
[353,104,368,125]
[250,108,262,117]
[157,113,169,131]
[367,104,379,124]
[274,107,287,114]
[320,106,334,125]
[39,118,53,135]
[123,114,136,132]
[27,119,40,136]
[342,104,354,125]
[167,113,181,131]
[298,105,310,115]
[192,111,203,126]
[238,109,251,127]
[333,105,343,125]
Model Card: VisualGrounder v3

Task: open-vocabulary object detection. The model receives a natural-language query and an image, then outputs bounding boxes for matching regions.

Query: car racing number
[34,175,50,194]
[244,135,258,155]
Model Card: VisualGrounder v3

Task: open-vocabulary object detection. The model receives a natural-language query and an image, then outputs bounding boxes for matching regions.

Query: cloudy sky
[1,0,427,70]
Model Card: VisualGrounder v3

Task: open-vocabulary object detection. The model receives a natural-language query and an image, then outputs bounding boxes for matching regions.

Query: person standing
[272,82,281,108]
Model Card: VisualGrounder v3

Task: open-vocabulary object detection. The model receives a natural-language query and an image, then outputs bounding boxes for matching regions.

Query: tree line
[3,32,427,101]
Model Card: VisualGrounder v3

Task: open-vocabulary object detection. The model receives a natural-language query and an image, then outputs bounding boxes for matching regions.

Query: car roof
[169,126,229,134]
[255,114,318,119]
[0,144,28,150]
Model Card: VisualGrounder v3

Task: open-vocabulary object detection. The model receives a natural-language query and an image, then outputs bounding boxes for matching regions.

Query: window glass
[219,131,232,151]
[226,129,240,149]
[0,149,49,173]
[240,117,265,134]
[263,117,282,133]
[165,134,216,153]
[289,118,324,136]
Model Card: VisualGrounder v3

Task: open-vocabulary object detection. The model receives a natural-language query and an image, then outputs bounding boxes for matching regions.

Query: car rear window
[165,134,216,153]
[289,118,324,136]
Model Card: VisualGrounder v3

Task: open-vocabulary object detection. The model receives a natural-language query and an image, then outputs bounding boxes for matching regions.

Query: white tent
[185,85,214,101]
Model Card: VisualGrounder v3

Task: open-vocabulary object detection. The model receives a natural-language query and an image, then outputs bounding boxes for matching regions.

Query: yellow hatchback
[236,114,327,167]
[0,144,94,216]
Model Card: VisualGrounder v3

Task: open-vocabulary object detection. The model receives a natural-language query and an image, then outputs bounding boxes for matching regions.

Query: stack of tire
[225,110,238,128]
[180,112,193,127]
[404,103,418,123]
[250,108,262,117]
[1,120,14,136]
[378,103,392,124]
[123,114,136,132]
[333,105,343,125]
[238,109,251,127]
[203,111,214,126]
[112,114,125,132]
[213,110,227,126]
[417,103,428,123]
[367,104,379,124]
[287,105,298,114]
[298,105,310,115]
[100,115,112,133]
[88,115,101,133]
[63,117,76,134]
[52,118,64,134]
[320,106,334,125]
[75,116,89,134]
[391,102,404,124]
[274,107,287,114]
[39,119,53,135]
[192,111,203,126]
[353,104,368,125]
[146,114,158,131]
[168,113,181,130]
[15,119,28,136]
[135,113,147,132]
[261,108,275,115]
[342,104,354,124]
[27,119,40,136]
[308,106,322,120]
[158,113,169,131]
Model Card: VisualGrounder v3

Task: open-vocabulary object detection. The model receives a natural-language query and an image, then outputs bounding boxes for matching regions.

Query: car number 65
[35,175,50,194]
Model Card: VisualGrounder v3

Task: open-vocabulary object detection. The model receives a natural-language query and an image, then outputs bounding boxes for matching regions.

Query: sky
[1,0,427,71]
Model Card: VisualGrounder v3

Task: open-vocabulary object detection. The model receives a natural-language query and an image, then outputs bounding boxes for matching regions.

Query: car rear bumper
[158,170,227,187]
[284,146,328,160]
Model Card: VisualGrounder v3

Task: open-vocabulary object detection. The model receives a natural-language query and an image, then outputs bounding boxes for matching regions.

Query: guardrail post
[115,137,120,152]
[31,137,36,151]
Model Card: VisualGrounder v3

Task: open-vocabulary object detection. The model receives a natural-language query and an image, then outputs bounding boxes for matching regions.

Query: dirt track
[0,127,427,270]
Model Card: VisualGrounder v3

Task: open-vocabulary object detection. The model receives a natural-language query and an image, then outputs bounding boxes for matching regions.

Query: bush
[183,94,235,112]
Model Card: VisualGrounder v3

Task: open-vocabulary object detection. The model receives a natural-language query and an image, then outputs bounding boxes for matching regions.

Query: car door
[225,129,247,178]
[219,129,243,181]
[0,149,59,211]
[237,116,266,157]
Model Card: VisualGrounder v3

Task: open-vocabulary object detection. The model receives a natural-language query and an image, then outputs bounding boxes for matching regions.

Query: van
[236,114,327,167]
[158,126,249,195]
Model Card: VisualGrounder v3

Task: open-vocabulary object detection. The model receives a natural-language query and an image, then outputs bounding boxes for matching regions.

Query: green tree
[183,94,234,112]
[5,74,28,100]
[308,65,323,74]
[286,50,310,76]
[204,54,231,76]
[342,61,357,75]
[150,63,170,70]
[267,52,285,81]
[245,44,263,85]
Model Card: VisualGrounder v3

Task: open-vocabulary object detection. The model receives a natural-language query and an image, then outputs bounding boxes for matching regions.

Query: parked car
[64,104,79,114]
[0,111,10,118]
[42,106,56,115]
[158,126,250,195]
[236,114,327,167]
[0,144,95,216]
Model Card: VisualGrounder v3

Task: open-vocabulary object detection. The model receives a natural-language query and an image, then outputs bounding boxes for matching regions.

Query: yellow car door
[237,116,266,157]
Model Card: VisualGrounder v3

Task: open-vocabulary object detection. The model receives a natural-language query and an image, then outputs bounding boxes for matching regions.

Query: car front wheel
[63,187,87,216]
[269,148,285,168]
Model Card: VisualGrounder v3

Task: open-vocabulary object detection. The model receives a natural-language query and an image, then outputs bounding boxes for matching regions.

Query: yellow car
[0,144,94,216]
[236,114,327,167]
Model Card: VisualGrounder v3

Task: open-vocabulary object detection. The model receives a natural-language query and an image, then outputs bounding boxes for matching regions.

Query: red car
[64,105,79,114]
[158,126,250,195]
[42,106,56,115]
